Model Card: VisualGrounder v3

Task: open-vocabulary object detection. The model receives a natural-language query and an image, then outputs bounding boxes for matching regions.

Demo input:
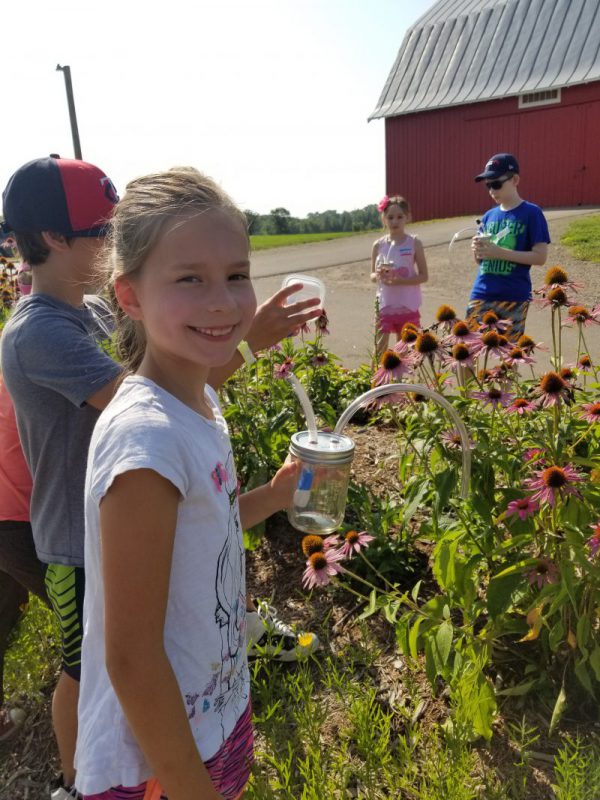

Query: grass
[250,231,374,251]
[5,602,600,798]
[560,214,600,262]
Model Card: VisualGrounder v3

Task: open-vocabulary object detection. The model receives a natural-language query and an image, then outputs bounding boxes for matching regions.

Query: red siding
[384,81,600,221]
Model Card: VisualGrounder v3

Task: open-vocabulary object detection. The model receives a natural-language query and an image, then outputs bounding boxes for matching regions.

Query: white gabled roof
[370,0,600,119]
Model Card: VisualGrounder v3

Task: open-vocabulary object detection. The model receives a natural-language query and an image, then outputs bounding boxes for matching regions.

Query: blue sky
[3,0,434,216]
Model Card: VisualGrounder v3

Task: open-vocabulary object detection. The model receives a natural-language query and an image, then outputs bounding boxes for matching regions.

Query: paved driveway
[252,208,600,370]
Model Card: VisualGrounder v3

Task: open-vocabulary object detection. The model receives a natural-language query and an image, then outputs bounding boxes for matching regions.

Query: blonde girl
[75,168,299,800]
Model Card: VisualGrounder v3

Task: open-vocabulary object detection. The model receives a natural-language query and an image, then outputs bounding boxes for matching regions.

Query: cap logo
[101,176,119,204]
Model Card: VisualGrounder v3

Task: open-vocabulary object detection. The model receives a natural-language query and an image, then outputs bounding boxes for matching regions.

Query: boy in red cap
[468,152,550,340]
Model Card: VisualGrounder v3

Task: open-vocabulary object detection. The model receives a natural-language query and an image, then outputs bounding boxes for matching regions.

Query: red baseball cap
[1,155,119,237]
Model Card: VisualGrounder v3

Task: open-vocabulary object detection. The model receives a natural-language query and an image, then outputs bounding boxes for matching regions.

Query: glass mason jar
[287,430,355,535]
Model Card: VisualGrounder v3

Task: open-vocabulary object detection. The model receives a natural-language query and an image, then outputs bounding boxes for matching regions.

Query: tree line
[245,205,381,235]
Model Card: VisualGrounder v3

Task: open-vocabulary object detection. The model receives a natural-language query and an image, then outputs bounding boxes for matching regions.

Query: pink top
[376,235,422,313]
[0,378,32,521]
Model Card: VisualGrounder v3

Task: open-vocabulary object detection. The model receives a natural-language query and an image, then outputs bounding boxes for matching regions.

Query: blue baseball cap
[1,155,119,237]
[475,153,520,182]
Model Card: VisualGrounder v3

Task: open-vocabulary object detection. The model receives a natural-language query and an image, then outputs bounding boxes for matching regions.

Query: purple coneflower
[273,358,294,379]
[443,319,481,347]
[578,354,593,370]
[315,310,330,335]
[312,353,329,367]
[579,401,600,424]
[587,523,600,558]
[562,304,599,327]
[400,323,420,345]
[444,342,476,370]
[440,428,475,450]
[523,448,544,463]
[527,558,559,589]
[372,348,415,385]
[507,397,536,415]
[471,386,514,409]
[517,335,547,354]
[339,530,375,558]
[301,535,326,558]
[477,330,511,360]
[505,346,535,366]
[479,310,511,333]
[434,304,457,331]
[536,371,570,407]
[506,496,539,520]
[413,331,442,363]
[538,287,571,309]
[302,549,344,590]
[538,266,581,293]
[524,463,584,507]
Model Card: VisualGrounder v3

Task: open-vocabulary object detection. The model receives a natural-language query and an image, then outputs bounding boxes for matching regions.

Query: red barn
[370,0,600,221]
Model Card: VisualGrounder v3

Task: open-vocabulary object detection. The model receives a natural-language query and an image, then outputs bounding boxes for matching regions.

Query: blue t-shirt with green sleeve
[470,200,550,302]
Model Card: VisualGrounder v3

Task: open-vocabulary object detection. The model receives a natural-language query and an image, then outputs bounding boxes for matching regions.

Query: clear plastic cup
[281,274,326,306]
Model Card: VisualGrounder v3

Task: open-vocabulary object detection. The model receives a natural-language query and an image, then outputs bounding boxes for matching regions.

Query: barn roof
[370,0,600,120]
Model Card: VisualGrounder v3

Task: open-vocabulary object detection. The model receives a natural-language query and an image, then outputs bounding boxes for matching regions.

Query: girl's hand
[269,459,300,510]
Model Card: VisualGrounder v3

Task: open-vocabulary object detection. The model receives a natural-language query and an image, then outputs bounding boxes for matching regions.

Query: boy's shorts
[44,563,85,681]
[466,299,530,342]
[82,701,253,800]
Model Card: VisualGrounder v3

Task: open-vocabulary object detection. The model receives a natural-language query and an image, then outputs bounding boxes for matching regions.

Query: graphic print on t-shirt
[480,220,522,276]
[186,451,248,739]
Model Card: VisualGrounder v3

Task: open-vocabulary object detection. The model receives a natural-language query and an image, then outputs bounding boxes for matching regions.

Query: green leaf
[436,621,453,667]
[574,660,595,695]
[576,615,591,651]
[496,679,538,697]
[403,481,430,526]
[590,645,600,682]
[548,619,565,653]
[409,617,424,660]
[549,684,567,735]
[411,579,422,603]
[493,558,539,580]
[424,636,438,684]
[487,573,523,618]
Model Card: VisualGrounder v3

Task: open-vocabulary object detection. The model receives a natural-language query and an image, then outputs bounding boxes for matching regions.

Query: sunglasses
[485,175,513,190]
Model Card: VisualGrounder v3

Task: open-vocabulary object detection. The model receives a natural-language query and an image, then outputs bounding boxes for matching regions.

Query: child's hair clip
[377,196,390,213]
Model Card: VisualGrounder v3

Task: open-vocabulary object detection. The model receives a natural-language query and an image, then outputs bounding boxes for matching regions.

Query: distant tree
[244,209,261,235]
[269,208,291,235]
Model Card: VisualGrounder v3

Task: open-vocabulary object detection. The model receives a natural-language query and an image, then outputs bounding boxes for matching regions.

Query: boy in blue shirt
[468,153,550,340]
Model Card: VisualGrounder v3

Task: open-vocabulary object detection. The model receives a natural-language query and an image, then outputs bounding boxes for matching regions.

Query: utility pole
[56,64,83,160]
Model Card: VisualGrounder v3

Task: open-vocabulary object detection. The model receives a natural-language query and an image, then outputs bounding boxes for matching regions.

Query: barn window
[518,89,561,108]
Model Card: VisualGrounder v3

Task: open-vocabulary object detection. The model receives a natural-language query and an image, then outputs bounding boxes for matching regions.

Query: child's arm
[370,241,380,283]
[238,460,299,530]
[472,239,548,266]
[387,238,429,285]
[101,469,225,800]
[207,285,321,389]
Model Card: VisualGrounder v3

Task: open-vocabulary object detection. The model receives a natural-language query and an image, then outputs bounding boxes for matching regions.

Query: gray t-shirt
[0,293,121,566]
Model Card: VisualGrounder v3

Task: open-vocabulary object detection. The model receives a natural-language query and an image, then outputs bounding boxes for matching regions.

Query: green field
[560,214,600,262]
[250,231,373,251]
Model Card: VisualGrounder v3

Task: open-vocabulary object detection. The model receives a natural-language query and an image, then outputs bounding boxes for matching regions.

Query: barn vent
[518,89,561,108]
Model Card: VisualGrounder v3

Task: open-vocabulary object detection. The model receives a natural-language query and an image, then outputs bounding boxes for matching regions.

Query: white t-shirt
[75,376,249,795]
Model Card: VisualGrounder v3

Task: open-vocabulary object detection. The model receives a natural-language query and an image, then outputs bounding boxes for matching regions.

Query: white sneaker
[246,600,319,661]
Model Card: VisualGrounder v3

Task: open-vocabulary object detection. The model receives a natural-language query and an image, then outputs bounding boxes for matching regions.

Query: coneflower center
[345,530,359,544]
[559,367,574,380]
[452,321,470,337]
[452,343,470,361]
[513,398,529,408]
[436,305,456,322]
[518,335,535,350]
[482,331,500,348]
[401,327,418,343]
[482,311,499,325]
[568,305,590,320]
[579,355,592,367]
[302,535,325,558]
[309,552,328,570]
[516,498,530,509]
[542,466,567,488]
[488,388,502,400]
[588,403,600,417]
[545,266,568,285]
[510,348,524,359]
[415,332,439,353]
[381,350,401,370]
[548,288,568,305]
[540,372,566,394]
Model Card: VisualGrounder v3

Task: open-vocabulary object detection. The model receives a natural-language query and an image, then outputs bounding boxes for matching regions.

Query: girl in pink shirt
[370,195,429,358]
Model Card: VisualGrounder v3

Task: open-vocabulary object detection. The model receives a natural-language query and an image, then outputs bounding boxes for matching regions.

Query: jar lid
[289,430,355,464]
